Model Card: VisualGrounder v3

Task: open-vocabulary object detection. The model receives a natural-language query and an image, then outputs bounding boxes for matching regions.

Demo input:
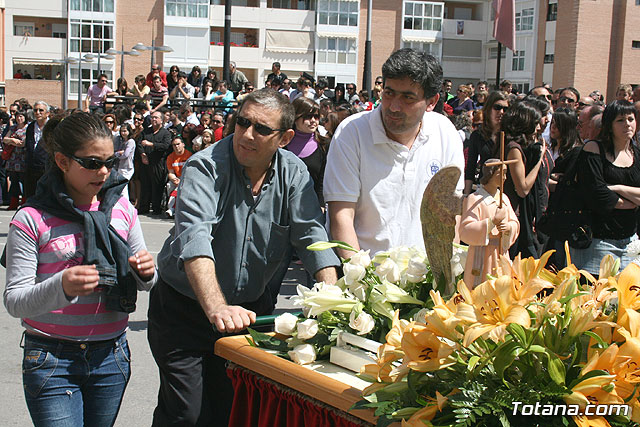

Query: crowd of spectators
[4,58,640,277]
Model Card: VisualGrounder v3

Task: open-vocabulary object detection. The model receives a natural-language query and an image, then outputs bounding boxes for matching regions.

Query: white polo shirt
[323,107,464,254]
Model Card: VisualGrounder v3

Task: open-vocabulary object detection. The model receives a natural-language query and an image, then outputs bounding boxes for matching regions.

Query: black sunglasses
[69,154,117,170]
[302,113,320,120]
[492,104,508,112]
[559,96,577,103]
[236,116,287,136]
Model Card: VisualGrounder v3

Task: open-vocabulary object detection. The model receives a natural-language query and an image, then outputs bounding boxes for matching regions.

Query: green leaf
[306,240,358,253]
[493,341,523,380]
[546,351,566,386]
[583,331,610,350]
[467,355,480,372]
[558,292,590,305]
[507,323,528,346]
[247,328,289,352]
[527,345,547,353]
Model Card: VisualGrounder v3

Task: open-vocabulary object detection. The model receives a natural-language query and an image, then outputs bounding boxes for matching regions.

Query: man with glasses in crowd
[84,74,115,114]
[323,48,464,259]
[345,83,360,104]
[24,101,50,200]
[137,111,171,215]
[556,87,580,110]
[211,111,225,142]
[148,88,339,426]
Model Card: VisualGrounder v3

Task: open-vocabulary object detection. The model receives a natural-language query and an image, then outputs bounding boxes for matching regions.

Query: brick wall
[115,0,165,84]
[6,79,63,108]
[613,0,640,100]
[358,0,402,89]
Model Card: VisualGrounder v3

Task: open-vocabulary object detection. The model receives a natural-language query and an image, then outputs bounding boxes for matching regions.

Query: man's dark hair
[177,71,188,80]
[522,95,550,116]
[0,111,10,123]
[98,73,108,81]
[272,62,281,70]
[134,100,149,112]
[560,87,581,101]
[477,80,488,87]
[382,48,443,100]
[316,79,328,89]
[443,79,452,84]
[239,88,295,131]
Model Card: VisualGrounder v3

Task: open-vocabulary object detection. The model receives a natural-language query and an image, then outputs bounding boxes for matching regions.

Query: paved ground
[0,211,307,426]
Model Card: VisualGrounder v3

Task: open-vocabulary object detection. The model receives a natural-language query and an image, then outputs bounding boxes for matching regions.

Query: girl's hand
[129,250,155,281]
[62,265,100,297]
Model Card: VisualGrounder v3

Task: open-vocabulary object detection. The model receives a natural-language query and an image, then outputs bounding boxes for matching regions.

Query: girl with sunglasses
[4,112,157,426]
[288,97,326,206]
[464,91,509,194]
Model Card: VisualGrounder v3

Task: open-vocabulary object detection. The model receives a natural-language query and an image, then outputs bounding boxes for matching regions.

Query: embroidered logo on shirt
[428,160,442,177]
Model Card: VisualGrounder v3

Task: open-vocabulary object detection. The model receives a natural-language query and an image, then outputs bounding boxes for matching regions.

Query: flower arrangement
[355,249,640,427]
[247,241,467,366]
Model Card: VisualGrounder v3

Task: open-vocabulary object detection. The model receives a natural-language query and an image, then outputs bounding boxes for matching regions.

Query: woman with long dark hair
[4,112,156,426]
[548,108,582,189]
[501,101,545,258]
[464,91,509,194]
[571,100,640,275]
[289,97,326,206]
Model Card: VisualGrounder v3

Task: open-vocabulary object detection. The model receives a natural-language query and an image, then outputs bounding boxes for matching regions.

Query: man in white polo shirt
[323,48,464,258]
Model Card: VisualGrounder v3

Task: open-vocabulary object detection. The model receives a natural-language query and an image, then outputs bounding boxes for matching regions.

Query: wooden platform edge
[215,334,378,425]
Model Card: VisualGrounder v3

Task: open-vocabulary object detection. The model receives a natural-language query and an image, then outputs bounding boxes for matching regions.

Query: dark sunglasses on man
[236,116,288,136]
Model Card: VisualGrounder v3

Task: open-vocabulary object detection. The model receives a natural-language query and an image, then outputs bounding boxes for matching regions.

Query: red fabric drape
[227,366,368,427]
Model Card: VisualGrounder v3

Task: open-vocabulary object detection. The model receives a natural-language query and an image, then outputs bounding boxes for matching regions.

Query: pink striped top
[4,197,151,341]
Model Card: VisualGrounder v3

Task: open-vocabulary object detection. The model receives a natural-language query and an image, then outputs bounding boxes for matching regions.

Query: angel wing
[420,165,464,294]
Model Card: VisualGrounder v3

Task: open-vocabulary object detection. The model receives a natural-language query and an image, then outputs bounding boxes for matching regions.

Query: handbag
[1,144,14,161]
[537,147,593,249]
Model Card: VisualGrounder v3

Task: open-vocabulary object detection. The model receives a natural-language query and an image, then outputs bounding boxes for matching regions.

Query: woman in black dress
[571,100,640,275]
[501,101,546,258]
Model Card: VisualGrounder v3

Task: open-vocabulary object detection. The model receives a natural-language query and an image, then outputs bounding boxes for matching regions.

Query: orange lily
[616,262,640,332]
[571,414,612,427]
[422,290,475,341]
[461,276,531,346]
[400,391,447,427]
[401,323,456,372]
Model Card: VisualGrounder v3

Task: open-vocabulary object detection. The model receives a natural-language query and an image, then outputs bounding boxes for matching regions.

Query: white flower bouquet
[247,241,467,365]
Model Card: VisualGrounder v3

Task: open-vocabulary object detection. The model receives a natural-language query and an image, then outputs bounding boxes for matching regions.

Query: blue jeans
[22,332,131,427]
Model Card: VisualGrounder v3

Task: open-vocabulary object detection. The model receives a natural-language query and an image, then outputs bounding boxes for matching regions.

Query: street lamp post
[132,40,173,69]
[53,57,78,110]
[106,43,141,80]
[76,52,95,109]
[93,53,115,76]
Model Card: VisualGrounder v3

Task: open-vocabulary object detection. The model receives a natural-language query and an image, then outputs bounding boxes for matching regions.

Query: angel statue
[458,159,519,288]
[421,161,519,292]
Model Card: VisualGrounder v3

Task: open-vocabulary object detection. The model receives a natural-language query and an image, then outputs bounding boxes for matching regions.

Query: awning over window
[401,35,438,43]
[316,31,358,39]
[13,58,60,66]
[265,30,313,53]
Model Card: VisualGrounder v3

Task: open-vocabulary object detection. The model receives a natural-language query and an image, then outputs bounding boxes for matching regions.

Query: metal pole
[495,42,502,90]
[151,39,155,69]
[97,55,101,77]
[120,43,125,79]
[63,61,68,110]
[223,0,231,83]
[362,0,372,94]
[78,50,82,110]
